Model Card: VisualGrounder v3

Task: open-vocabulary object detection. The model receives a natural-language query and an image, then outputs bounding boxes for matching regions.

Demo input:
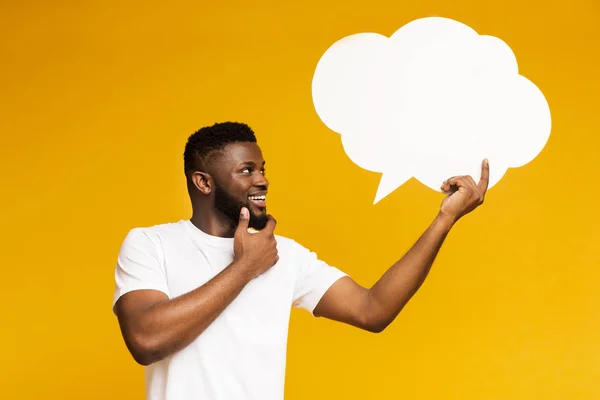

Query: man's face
[209,142,269,230]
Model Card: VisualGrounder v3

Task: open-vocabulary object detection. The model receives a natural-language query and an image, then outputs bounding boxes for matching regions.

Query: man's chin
[249,211,269,230]
[247,202,265,214]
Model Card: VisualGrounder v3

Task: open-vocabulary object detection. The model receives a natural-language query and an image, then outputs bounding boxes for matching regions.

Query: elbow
[364,320,389,334]
[361,300,404,334]
[132,351,157,367]
[126,333,164,366]
[370,324,387,334]
[358,311,390,334]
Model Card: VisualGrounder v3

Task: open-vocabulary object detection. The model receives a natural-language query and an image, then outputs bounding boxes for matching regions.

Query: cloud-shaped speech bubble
[312,17,552,204]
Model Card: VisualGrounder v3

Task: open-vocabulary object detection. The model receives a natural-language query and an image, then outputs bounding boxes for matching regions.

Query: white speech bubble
[312,17,552,204]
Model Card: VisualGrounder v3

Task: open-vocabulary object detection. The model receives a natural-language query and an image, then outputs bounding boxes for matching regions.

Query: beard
[214,185,269,230]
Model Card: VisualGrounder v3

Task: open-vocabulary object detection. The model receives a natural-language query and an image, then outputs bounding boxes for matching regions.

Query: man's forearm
[120,260,254,365]
[366,212,455,330]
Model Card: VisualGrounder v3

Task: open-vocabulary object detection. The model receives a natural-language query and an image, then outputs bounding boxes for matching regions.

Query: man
[113,121,489,400]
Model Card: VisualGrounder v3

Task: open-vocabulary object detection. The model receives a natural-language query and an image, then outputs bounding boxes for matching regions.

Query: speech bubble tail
[373,172,412,204]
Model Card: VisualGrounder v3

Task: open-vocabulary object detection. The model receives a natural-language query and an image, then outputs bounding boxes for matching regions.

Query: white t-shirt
[112,220,347,400]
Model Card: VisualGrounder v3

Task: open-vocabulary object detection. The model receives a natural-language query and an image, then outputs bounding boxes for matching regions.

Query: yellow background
[2,0,599,399]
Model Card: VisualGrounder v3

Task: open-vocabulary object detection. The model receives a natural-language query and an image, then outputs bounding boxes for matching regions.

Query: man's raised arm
[313,159,490,333]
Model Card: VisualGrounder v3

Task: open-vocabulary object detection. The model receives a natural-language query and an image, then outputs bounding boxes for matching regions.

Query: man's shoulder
[123,220,188,243]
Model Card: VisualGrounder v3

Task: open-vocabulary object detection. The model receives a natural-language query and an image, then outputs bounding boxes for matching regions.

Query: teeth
[249,195,266,201]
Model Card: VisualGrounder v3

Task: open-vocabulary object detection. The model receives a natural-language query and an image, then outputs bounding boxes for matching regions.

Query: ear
[192,171,213,195]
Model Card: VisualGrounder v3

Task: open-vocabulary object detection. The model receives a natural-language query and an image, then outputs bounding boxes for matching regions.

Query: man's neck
[190,209,236,238]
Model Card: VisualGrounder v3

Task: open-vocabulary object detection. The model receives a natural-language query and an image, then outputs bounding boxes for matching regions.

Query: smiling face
[208,141,270,230]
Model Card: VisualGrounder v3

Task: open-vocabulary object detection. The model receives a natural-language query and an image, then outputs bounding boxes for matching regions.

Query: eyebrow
[238,161,266,168]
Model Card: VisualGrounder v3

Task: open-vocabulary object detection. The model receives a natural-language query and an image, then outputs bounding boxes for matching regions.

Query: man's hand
[439,159,490,224]
[233,207,279,278]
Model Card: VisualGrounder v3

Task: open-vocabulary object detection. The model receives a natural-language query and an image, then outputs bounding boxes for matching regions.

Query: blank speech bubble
[312,17,552,204]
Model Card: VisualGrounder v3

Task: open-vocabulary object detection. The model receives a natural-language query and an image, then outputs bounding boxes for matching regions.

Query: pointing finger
[478,159,490,194]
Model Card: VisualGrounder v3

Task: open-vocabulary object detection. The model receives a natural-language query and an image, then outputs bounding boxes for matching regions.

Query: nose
[254,172,269,189]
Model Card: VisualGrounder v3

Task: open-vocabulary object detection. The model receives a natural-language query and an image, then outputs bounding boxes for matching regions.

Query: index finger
[478,159,490,193]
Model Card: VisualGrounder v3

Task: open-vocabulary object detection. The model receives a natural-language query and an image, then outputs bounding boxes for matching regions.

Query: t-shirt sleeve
[112,228,170,312]
[291,241,348,316]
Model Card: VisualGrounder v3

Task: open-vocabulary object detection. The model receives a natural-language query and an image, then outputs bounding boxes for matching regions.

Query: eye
[261,168,266,175]
[241,168,251,173]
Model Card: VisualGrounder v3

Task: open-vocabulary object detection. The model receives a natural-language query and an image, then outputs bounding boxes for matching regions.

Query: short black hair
[184,122,257,178]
